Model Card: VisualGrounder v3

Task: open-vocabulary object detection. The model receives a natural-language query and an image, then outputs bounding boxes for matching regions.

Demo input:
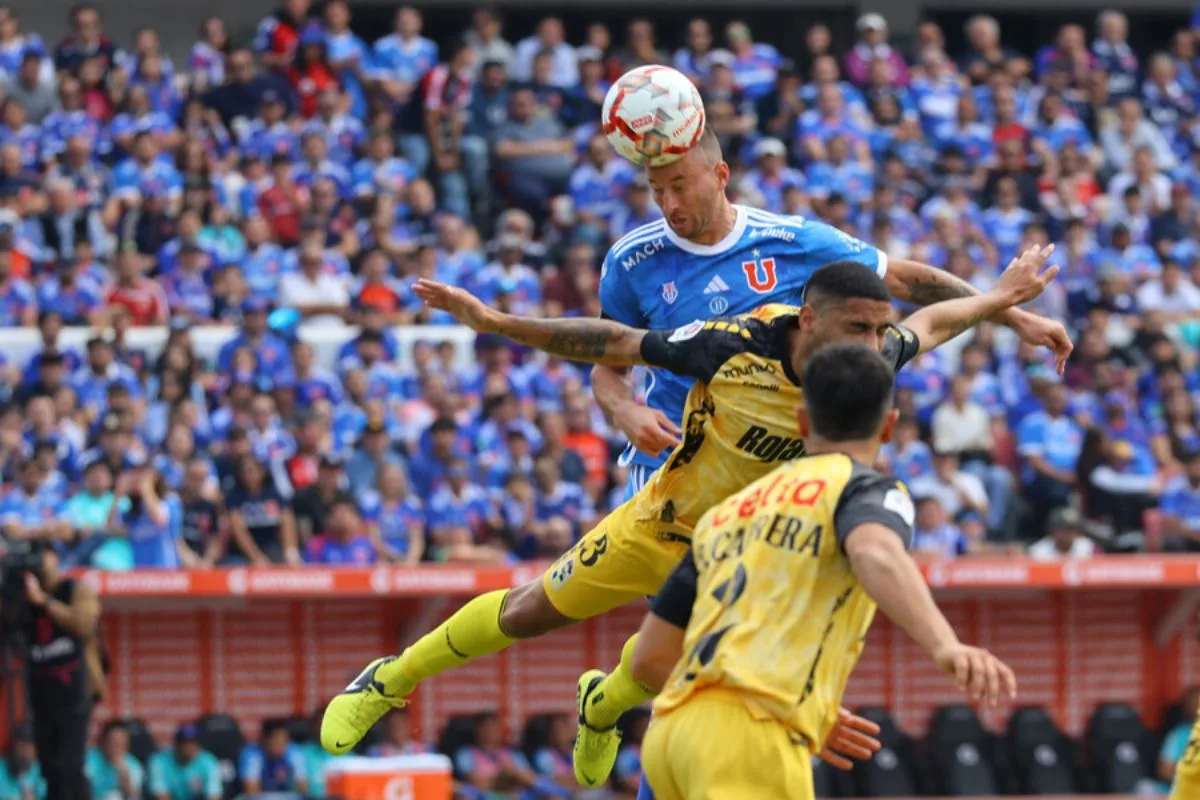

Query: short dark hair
[802,261,891,308]
[801,343,895,442]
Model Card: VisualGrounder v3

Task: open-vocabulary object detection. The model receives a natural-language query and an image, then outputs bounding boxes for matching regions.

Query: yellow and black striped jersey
[631,303,920,532]
[650,453,915,751]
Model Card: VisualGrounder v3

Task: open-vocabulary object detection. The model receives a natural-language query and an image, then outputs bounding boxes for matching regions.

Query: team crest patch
[661,281,678,304]
[668,320,705,342]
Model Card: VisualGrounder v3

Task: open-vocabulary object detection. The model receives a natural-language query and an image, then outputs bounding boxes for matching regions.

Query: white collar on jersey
[663,204,749,256]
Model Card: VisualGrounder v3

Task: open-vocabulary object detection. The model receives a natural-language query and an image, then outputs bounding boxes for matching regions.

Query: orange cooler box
[325,754,453,800]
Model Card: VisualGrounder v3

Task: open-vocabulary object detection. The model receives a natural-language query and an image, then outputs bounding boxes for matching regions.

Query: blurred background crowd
[0,0,1199,796]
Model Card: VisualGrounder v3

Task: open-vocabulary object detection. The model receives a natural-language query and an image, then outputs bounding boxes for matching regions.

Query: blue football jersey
[598,205,888,472]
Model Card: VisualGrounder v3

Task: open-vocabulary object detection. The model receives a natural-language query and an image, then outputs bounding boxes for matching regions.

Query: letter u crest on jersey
[661,281,679,304]
[742,258,779,293]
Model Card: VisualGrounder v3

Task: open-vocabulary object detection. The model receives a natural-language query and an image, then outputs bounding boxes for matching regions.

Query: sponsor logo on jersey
[703,275,730,294]
[620,237,666,270]
[661,281,678,304]
[748,226,797,242]
[721,362,776,379]
[709,296,729,314]
[735,425,807,461]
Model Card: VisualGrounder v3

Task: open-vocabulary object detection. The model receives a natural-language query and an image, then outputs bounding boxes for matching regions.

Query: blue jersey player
[592,129,1072,502]
[316,129,1074,780]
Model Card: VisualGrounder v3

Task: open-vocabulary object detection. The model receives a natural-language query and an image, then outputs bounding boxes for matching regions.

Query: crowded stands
[0,0,1199,795]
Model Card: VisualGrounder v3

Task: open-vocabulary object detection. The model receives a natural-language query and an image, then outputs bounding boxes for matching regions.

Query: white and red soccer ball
[602,65,706,168]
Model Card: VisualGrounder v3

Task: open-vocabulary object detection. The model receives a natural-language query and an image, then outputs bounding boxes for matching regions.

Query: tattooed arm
[887,253,1075,372]
[902,246,1060,355]
[412,279,649,366]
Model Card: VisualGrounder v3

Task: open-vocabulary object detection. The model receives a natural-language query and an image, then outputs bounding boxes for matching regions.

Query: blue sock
[636,776,656,800]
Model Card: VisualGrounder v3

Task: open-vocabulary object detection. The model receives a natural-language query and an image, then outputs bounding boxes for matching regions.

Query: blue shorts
[637,777,656,800]
[623,464,657,501]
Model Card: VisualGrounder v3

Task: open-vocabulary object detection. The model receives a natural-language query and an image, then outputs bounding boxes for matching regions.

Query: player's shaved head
[802,344,895,441]
[693,126,723,166]
[802,261,891,308]
[647,127,730,243]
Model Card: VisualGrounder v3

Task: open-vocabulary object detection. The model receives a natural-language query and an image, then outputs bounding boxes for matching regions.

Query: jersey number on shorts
[741,258,778,294]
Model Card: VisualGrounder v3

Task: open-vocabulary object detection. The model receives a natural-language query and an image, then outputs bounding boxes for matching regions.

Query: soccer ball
[602,65,706,168]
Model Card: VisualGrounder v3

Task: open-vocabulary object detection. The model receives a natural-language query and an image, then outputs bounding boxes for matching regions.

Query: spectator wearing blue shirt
[148,724,222,800]
[472,236,541,316]
[112,132,183,211]
[345,418,406,500]
[352,128,416,199]
[0,249,35,327]
[1017,382,1085,524]
[1093,11,1139,102]
[981,177,1036,265]
[532,456,594,538]
[1161,451,1200,551]
[86,722,145,800]
[724,21,779,100]
[883,416,935,484]
[427,459,503,562]
[292,131,352,199]
[242,91,299,162]
[798,84,869,163]
[741,138,805,214]
[36,258,102,326]
[306,495,377,566]
[321,1,372,120]
[216,299,293,383]
[114,465,183,569]
[360,463,425,563]
[0,458,66,542]
[807,134,873,214]
[911,495,971,559]
[240,721,308,797]
[569,134,634,234]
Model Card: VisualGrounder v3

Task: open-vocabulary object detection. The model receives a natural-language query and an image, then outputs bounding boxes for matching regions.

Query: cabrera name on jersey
[599,205,888,471]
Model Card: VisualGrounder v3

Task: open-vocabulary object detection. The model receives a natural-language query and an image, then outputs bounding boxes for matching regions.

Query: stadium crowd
[0,3,1197,576]
[0,0,1199,795]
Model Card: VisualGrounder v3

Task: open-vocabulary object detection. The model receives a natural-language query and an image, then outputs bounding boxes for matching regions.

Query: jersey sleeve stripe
[875,249,889,278]
[610,220,667,256]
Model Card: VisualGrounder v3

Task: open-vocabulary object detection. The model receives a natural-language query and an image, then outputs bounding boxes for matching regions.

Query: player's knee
[500,580,574,639]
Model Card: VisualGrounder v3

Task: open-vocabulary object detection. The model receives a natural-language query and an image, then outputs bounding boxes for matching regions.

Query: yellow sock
[584,634,656,729]
[377,590,516,695]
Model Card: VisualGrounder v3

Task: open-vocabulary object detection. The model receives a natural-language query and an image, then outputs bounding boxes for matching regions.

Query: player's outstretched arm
[845,524,1018,707]
[413,279,649,366]
[901,245,1059,359]
[886,252,1072,372]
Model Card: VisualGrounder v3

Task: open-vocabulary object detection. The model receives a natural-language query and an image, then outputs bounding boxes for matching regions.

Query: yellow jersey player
[320,247,1058,766]
[1170,705,1200,796]
[637,343,1018,799]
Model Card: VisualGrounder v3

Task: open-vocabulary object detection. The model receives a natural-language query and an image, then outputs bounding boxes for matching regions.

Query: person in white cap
[846,12,909,88]
[743,137,806,214]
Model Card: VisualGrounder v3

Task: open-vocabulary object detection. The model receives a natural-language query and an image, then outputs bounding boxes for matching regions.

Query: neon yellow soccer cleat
[573,669,622,787]
[320,657,407,755]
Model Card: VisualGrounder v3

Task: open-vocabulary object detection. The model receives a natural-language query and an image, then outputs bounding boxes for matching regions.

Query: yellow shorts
[642,690,815,800]
[541,498,691,620]
[1170,714,1200,800]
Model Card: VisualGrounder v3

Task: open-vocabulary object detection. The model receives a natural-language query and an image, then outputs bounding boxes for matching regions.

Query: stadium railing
[0,556,1189,752]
